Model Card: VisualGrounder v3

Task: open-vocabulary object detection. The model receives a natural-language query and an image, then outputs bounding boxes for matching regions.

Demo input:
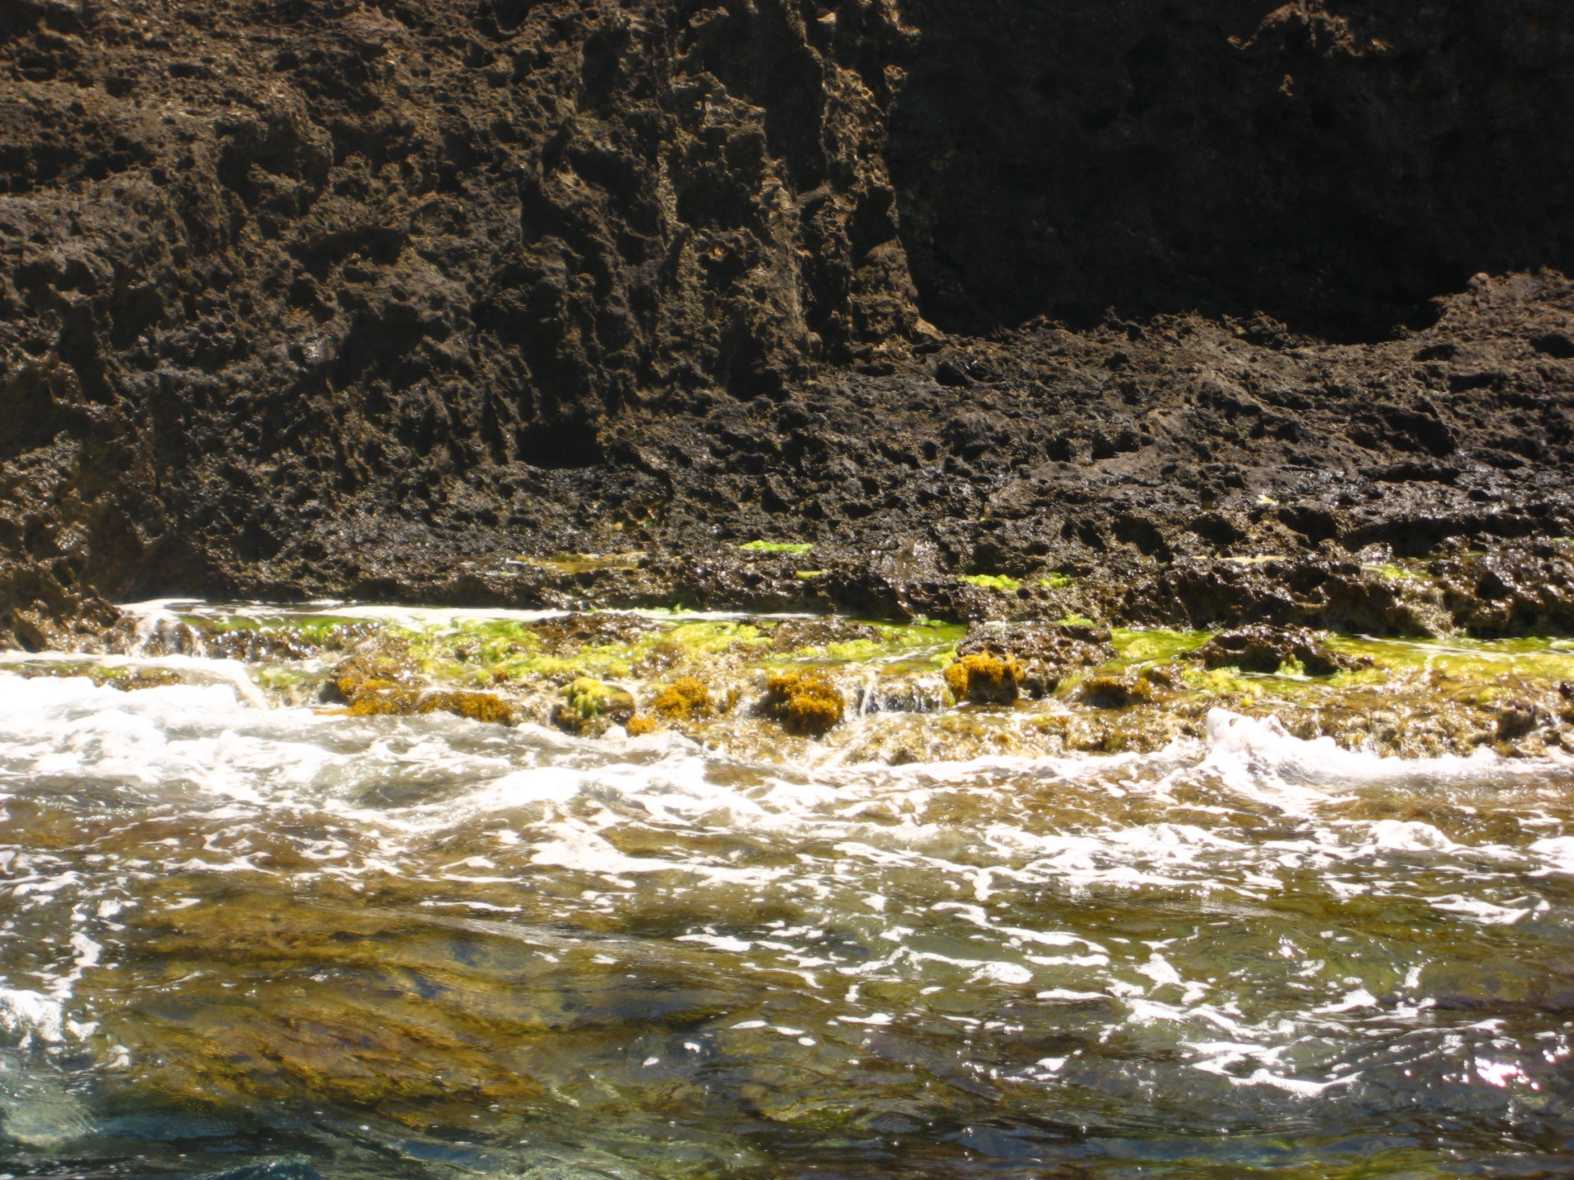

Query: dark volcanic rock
[1,0,1573,639]
[1195,625,1354,677]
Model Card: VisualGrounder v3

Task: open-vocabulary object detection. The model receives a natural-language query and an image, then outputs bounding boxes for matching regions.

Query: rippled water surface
[2,653,1573,1178]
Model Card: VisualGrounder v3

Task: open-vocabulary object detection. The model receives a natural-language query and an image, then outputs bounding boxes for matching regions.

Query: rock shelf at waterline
[5,600,1569,762]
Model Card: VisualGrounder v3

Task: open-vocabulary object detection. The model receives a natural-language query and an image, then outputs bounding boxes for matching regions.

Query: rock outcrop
[2,0,1572,640]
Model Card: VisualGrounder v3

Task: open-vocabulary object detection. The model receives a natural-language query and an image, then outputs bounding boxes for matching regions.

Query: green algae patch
[191,612,366,639]
[1326,634,1574,681]
[774,618,964,672]
[1110,628,1211,665]
[652,620,765,657]
[406,616,762,685]
[740,540,813,556]
[794,569,827,579]
[148,604,1574,758]
[1038,572,1076,590]
[959,573,1021,592]
[1369,560,1424,584]
[1178,665,1266,702]
[252,665,313,694]
[817,638,887,662]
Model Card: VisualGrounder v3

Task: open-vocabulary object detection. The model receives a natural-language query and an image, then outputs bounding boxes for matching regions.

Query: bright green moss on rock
[1110,628,1211,665]
[959,573,1021,592]
[776,618,964,671]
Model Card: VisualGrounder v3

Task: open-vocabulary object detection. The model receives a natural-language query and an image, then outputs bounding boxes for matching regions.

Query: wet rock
[194,1159,324,1180]
[953,621,1113,698]
[1531,332,1574,359]
[821,539,952,621]
[762,671,844,737]
[943,652,1022,705]
[856,679,949,715]
[1195,625,1353,676]
[1079,674,1153,709]
[552,677,635,736]
[1433,543,1574,636]
[12,661,184,691]
[1495,702,1543,742]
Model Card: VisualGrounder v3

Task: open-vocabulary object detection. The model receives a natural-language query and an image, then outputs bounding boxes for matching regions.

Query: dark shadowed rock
[0,0,1571,637]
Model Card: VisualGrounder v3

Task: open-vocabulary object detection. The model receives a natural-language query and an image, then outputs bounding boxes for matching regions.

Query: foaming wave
[1202,707,1562,800]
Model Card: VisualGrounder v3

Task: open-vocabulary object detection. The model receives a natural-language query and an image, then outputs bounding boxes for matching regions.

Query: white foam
[1201,707,1549,796]
[0,989,64,1046]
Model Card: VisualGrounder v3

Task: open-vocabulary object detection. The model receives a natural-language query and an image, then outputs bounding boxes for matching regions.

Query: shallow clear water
[1,656,1573,1178]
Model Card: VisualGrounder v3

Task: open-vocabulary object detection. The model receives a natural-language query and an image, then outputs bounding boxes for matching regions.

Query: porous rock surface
[2,0,1573,644]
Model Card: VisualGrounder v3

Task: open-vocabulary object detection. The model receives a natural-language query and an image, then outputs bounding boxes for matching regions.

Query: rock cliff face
[2,0,1573,643]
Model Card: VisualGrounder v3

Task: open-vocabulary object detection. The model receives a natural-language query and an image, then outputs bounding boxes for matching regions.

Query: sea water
[1,621,1572,1178]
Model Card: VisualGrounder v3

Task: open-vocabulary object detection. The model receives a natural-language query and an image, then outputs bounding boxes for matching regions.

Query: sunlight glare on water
[0,655,1572,1178]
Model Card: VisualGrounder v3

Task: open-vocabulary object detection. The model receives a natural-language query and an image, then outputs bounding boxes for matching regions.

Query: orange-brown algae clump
[764,671,844,736]
[344,688,515,724]
[944,652,1023,705]
[652,676,711,720]
[344,688,421,717]
[421,691,516,725]
[626,715,661,737]
[329,652,414,709]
